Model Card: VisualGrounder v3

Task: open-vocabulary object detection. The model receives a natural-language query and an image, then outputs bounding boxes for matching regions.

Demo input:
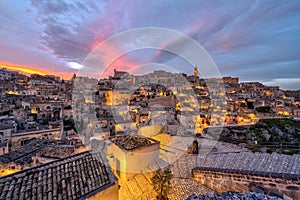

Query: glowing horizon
[0,63,73,79]
[1,63,48,75]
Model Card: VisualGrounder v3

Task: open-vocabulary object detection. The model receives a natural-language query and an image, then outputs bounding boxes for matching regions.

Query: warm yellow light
[131,109,138,113]
[248,114,256,118]
[195,86,204,89]
[244,119,251,123]
[1,64,47,76]
[6,91,18,95]
[265,91,272,96]
[0,168,19,176]
[176,102,181,111]
[31,108,37,114]
[106,90,113,106]
[277,111,288,116]
[130,123,136,129]
[85,99,93,104]
[115,124,121,132]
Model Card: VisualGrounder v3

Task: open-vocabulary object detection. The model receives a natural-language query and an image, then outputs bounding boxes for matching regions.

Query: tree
[151,168,173,200]
[255,106,271,113]
[246,101,254,109]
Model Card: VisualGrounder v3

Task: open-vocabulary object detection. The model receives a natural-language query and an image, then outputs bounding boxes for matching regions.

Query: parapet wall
[137,124,163,137]
[191,167,300,200]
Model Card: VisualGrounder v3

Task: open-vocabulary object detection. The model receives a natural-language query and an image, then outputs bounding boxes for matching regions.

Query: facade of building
[107,134,160,182]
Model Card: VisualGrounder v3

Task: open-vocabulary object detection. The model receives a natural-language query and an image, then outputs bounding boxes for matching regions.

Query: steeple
[194,66,198,77]
[71,73,76,81]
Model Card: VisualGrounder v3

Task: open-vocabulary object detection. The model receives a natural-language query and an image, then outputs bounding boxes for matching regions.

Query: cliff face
[207,118,300,154]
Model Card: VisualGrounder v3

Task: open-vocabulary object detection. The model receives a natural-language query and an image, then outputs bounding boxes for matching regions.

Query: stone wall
[192,167,300,200]
[148,96,176,108]
[87,182,119,200]
[11,128,60,149]
[137,124,163,137]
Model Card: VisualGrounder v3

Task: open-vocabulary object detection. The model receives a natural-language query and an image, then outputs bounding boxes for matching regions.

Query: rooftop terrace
[111,134,159,151]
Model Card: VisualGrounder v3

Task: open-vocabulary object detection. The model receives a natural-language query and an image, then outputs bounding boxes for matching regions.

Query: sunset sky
[0,0,300,89]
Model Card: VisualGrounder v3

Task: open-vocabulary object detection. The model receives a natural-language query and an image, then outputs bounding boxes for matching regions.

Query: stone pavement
[118,162,213,200]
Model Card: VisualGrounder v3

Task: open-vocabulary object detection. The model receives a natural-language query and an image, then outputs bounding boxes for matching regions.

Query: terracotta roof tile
[0,151,116,199]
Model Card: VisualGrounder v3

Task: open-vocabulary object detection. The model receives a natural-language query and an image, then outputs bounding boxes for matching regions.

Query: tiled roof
[197,152,300,176]
[0,139,48,165]
[0,151,116,200]
[38,145,75,159]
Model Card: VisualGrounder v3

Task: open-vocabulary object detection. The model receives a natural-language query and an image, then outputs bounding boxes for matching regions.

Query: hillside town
[0,67,299,199]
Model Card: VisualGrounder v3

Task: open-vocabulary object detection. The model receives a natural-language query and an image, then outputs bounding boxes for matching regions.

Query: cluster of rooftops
[0,151,116,200]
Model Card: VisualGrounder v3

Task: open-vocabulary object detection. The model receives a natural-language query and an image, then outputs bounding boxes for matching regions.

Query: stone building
[191,152,300,199]
[0,68,19,81]
[107,134,160,183]
[10,128,60,150]
[222,76,239,85]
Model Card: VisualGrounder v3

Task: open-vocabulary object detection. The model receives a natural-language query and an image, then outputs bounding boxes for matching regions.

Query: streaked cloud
[263,78,300,90]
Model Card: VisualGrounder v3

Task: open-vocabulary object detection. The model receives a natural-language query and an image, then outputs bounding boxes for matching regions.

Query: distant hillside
[206,118,300,154]
[284,90,300,99]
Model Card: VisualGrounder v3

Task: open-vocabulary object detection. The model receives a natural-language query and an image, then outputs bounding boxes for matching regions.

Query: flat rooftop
[111,134,159,151]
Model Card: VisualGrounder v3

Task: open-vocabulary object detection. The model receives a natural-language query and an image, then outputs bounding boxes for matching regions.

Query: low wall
[11,128,61,149]
[192,167,300,200]
[86,181,119,200]
[137,124,162,137]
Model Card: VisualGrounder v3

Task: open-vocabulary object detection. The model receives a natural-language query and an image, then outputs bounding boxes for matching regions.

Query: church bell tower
[194,66,198,77]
